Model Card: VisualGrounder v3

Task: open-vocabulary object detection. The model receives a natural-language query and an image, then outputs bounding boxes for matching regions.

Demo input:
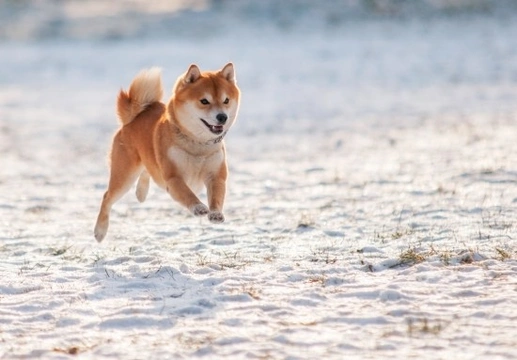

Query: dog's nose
[216,113,228,124]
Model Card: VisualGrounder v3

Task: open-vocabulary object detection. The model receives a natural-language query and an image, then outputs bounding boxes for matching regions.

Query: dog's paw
[94,224,107,243]
[94,215,109,242]
[191,203,209,216]
[135,186,148,203]
[208,211,225,223]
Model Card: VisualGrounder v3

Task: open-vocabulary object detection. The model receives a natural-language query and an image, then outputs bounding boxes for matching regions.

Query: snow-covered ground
[1,3,517,359]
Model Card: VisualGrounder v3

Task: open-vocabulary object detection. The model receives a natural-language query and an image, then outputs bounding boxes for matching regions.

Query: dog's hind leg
[135,170,150,202]
[94,135,141,242]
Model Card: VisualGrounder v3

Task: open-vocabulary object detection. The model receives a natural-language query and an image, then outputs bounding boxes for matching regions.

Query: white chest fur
[167,146,224,193]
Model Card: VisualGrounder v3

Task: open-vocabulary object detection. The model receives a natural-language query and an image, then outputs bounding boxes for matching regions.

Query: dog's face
[172,63,240,143]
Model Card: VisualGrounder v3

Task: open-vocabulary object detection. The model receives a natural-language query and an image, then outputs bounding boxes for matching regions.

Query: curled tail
[117,67,163,125]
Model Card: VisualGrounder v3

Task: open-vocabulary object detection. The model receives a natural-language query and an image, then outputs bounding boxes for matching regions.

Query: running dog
[94,63,240,242]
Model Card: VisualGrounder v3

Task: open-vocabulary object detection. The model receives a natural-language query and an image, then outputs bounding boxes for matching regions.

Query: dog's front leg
[205,163,227,223]
[166,176,208,216]
[206,178,226,223]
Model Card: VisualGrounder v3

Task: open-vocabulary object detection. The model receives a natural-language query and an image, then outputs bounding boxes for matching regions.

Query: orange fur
[94,63,240,242]
[116,67,163,125]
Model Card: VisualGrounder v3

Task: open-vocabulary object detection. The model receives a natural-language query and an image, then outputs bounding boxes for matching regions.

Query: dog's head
[171,63,240,143]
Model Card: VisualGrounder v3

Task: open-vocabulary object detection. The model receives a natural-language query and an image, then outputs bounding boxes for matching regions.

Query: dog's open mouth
[200,119,224,135]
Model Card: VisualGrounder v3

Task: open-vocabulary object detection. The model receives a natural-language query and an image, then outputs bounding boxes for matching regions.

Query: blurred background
[1,0,517,42]
[1,0,517,177]
[1,0,517,133]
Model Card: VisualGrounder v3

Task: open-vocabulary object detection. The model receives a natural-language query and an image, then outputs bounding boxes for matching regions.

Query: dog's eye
[200,99,210,105]
[223,98,229,104]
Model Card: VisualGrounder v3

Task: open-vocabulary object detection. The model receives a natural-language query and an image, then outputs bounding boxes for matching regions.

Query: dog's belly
[167,146,223,194]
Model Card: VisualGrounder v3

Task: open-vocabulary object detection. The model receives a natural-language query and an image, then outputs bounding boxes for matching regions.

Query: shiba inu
[94,63,240,242]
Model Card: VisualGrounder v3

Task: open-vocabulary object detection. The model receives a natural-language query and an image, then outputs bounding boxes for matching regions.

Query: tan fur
[116,67,163,125]
[94,63,240,242]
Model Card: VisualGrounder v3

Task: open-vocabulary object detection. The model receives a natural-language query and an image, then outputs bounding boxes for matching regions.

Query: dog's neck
[209,131,227,145]
[169,120,225,153]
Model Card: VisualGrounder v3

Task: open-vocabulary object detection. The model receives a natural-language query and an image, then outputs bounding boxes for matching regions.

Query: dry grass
[495,247,512,261]
[399,248,426,265]
[407,318,445,336]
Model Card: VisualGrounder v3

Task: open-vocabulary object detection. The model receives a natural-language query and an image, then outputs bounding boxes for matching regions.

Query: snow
[1,3,517,359]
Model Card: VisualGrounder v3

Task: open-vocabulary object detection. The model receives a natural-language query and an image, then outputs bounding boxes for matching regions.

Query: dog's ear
[184,64,201,83]
[220,63,236,84]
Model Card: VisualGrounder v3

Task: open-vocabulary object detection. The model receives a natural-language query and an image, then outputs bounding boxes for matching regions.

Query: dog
[94,63,240,242]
